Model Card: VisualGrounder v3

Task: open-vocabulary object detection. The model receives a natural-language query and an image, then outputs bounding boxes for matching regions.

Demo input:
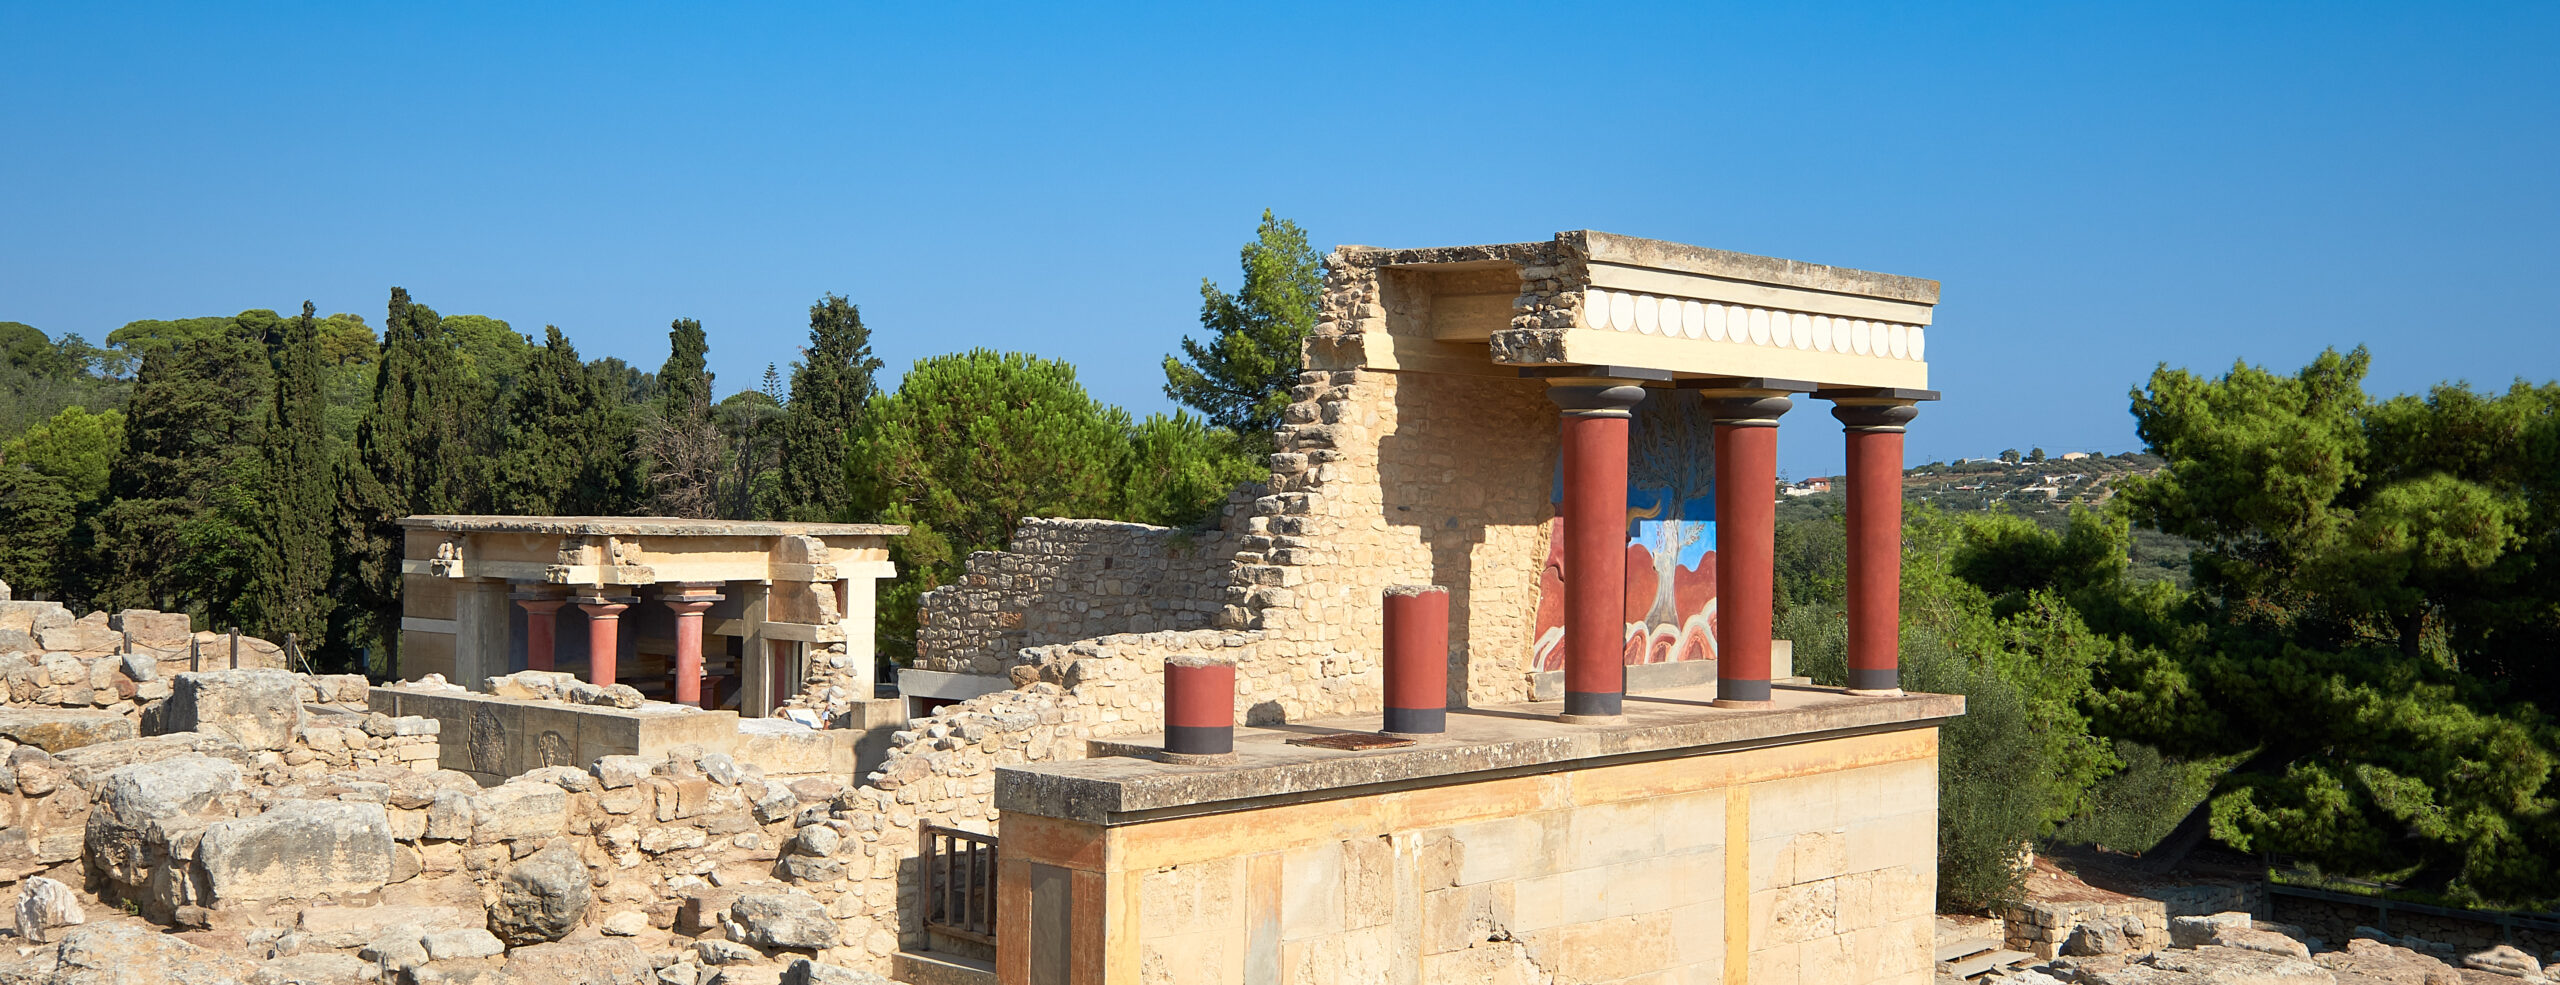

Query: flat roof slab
[997,683,1963,825]
[398,515,907,538]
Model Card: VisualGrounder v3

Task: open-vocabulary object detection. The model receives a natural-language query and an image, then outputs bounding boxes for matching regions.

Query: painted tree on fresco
[1625,391,1717,636]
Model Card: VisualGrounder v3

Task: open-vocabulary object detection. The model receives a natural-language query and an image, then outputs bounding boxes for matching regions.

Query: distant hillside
[1777,451,2194,588]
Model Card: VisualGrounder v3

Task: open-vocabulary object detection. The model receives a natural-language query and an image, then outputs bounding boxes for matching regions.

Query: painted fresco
[1532,392,1718,671]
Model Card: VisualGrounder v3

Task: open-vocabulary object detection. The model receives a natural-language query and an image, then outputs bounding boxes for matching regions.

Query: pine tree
[642,318,723,517]
[1161,210,1322,446]
[847,349,1131,657]
[492,326,641,516]
[256,302,336,648]
[770,294,881,521]
[761,363,785,405]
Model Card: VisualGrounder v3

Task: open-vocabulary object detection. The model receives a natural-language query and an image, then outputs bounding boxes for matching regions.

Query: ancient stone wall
[915,507,1255,676]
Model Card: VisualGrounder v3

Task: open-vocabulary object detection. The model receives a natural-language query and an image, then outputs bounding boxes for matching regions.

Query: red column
[1382,585,1450,735]
[1163,655,1237,762]
[516,597,566,672]
[1707,394,1793,706]
[663,590,723,707]
[1834,401,1919,693]
[578,598,630,687]
[1549,384,1647,722]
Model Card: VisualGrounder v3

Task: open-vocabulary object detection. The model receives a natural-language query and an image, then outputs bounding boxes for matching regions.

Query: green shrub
[2052,740,2236,855]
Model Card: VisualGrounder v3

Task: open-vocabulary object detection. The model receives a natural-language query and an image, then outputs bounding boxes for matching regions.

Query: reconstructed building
[396,516,903,715]
[888,230,1962,983]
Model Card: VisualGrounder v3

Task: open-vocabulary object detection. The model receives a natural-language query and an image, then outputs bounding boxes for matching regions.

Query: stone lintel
[1676,375,1819,394]
[1516,365,1676,383]
[1813,386,1942,403]
[996,686,1963,826]
[397,516,908,539]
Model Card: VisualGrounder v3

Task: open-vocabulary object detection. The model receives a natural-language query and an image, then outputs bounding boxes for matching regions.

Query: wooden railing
[921,824,998,944]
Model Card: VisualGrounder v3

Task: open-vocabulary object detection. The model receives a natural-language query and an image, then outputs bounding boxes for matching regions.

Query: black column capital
[1547,384,1649,419]
[1829,402,1920,432]
[1702,394,1794,427]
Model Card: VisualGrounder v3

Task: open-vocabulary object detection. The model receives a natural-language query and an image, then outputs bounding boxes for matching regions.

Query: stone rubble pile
[1963,908,2560,985]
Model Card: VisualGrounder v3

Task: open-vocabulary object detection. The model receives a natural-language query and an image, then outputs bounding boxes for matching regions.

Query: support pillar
[1704,392,1793,706]
[663,585,725,707]
[575,596,634,687]
[513,587,567,673]
[1831,397,1923,694]
[1548,383,1648,722]
[1382,585,1450,735]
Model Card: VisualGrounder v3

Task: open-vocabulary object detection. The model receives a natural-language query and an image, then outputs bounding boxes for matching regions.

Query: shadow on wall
[1378,370,1561,710]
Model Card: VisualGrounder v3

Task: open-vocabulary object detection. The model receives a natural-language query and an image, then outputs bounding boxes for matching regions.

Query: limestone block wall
[915,510,1254,676]
[1000,726,1942,985]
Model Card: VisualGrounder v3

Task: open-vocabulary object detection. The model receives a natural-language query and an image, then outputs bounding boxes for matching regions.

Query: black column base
[1717,677,1771,702]
[1562,690,1622,719]
[1847,667,1900,691]
[1165,724,1233,756]
[1383,706,1445,735]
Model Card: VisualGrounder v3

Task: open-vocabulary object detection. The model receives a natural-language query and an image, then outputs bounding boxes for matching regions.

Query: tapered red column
[1833,401,1920,694]
[663,587,724,707]
[1549,383,1648,722]
[1706,393,1792,706]
[576,597,633,687]
[1382,585,1450,735]
[514,595,567,672]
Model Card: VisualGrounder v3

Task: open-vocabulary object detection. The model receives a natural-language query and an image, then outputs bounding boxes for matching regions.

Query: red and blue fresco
[1532,393,1719,671]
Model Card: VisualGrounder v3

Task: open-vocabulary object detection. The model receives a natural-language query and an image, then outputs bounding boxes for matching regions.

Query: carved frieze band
[1580,289,1926,362]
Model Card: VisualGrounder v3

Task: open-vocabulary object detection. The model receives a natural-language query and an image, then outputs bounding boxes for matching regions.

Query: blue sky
[4,2,2553,478]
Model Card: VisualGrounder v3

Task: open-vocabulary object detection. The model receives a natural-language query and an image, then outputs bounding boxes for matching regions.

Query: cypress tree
[358,288,494,516]
[770,294,881,521]
[257,302,336,647]
[642,318,723,517]
[97,316,274,619]
[492,326,641,516]
[342,288,496,663]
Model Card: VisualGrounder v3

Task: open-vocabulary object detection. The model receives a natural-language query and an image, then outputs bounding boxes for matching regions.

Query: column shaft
[1834,401,1920,693]
[579,601,630,687]
[518,599,566,672]
[666,601,717,706]
[1707,395,1790,706]
[1550,384,1647,721]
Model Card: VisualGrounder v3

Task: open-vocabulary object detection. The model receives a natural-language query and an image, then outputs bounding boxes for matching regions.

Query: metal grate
[920,824,998,944]
[1287,732,1416,751]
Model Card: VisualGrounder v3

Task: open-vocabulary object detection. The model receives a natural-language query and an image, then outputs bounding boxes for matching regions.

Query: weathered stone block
[489,842,591,946]
[14,876,85,942]
[196,800,396,905]
[471,781,569,843]
[164,670,305,751]
[0,708,135,753]
[725,891,839,950]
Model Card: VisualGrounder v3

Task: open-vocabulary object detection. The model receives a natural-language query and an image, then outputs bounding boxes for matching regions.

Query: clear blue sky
[5,3,2554,478]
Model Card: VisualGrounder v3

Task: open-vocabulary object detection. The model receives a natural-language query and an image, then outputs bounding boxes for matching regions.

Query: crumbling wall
[915,503,1256,677]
